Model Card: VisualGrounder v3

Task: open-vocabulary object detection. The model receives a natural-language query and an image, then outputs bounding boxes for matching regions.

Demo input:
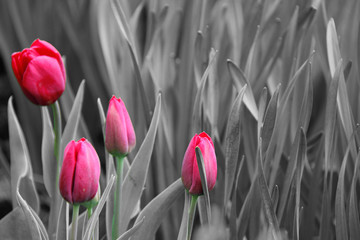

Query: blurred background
[1,0,360,239]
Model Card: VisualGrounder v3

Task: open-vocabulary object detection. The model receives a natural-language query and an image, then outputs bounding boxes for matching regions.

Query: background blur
[1,0,360,239]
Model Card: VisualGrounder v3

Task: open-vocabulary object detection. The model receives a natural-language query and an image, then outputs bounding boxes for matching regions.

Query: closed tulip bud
[11,39,66,105]
[59,138,100,204]
[105,96,136,158]
[181,132,217,195]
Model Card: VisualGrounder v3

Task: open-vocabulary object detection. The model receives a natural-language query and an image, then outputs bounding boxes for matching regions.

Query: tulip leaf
[335,147,349,240]
[117,217,145,240]
[55,199,69,240]
[17,190,48,240]
[224,85,247,207]
[8,97,39,213]
[196,147,211,224]
[177,190,190,240]
[131,179,184,240]
[83,175,116,240]
[257,139,280,238]
[227,59,258,120]
[41,107,56,198]
[326,18,355,156]
[117,93,161,235]
[111,0,151,126]
[349,151,360,240]
[0,207,39,239]
[61,80,85,161]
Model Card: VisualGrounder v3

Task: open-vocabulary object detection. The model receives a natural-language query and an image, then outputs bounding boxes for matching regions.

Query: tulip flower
[105,96,136,158]
[11,39,66,105]
[181,132,217,195]
[59,138,100,204]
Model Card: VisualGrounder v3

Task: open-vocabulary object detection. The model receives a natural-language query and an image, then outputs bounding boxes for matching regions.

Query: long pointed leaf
[8,97,39,213]
[131,179,183,240]
[117,94,162,235]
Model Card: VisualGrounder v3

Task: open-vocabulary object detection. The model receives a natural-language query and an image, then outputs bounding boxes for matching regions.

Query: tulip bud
[59,138,100,204]
[181,132,217,195]
[105,96,136,158]
[11,39,66,105]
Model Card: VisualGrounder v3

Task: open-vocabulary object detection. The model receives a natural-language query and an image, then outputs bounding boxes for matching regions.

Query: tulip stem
[51,101,62,188]
[187,194,199,240]
[112,155,125,240]
[70,204,80,240]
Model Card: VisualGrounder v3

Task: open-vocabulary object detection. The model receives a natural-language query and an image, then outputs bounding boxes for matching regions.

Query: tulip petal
[59,141,76,203]
[22,56,65,105]
[181,134,198,193]
[30,39,66,80]
[72,139,100,203]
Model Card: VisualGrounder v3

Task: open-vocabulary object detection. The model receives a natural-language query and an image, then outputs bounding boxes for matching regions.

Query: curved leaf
[131,179,184,240]
[17,190,48,240]
[83,175,116,240]
[227,60,258,120]
[60,80,85,160]
[8,97,39,213]
[117,94,161,235]
[224,85,247,206]
[41,107,56,197]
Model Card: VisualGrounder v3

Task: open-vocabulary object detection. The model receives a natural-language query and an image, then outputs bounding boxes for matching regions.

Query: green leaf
[61,80,85,160]
[195,147,211,224]
[227,60,259,120]
[131,179,184,240]
[83,175,116,240]
[117,94,162,235]
[223,85,247,208]
[8,97,39,213]
[17,190,48,240]
[41,107,56,198]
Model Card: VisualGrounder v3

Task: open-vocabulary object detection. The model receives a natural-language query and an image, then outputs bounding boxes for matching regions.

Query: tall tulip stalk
[105,96,136,240]
[181,132,217,240]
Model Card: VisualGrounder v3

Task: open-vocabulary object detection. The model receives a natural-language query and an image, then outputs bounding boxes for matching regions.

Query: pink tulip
[11,39,66,105]
[59,138,100,204]
[105,96,136,158]
[181,132,217,195]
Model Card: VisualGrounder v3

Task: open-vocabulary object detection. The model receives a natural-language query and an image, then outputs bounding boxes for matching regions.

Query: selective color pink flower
[11,39,66,105]
[59,138,100,204]
[105,96,136,158]
[181,132,217,195]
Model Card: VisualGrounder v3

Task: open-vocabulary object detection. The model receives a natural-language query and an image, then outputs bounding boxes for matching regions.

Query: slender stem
[48,101,62,236]
[70,204,80,240]
[50,101,62,187]
[187,194,199,240]
[112,155,125,240]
